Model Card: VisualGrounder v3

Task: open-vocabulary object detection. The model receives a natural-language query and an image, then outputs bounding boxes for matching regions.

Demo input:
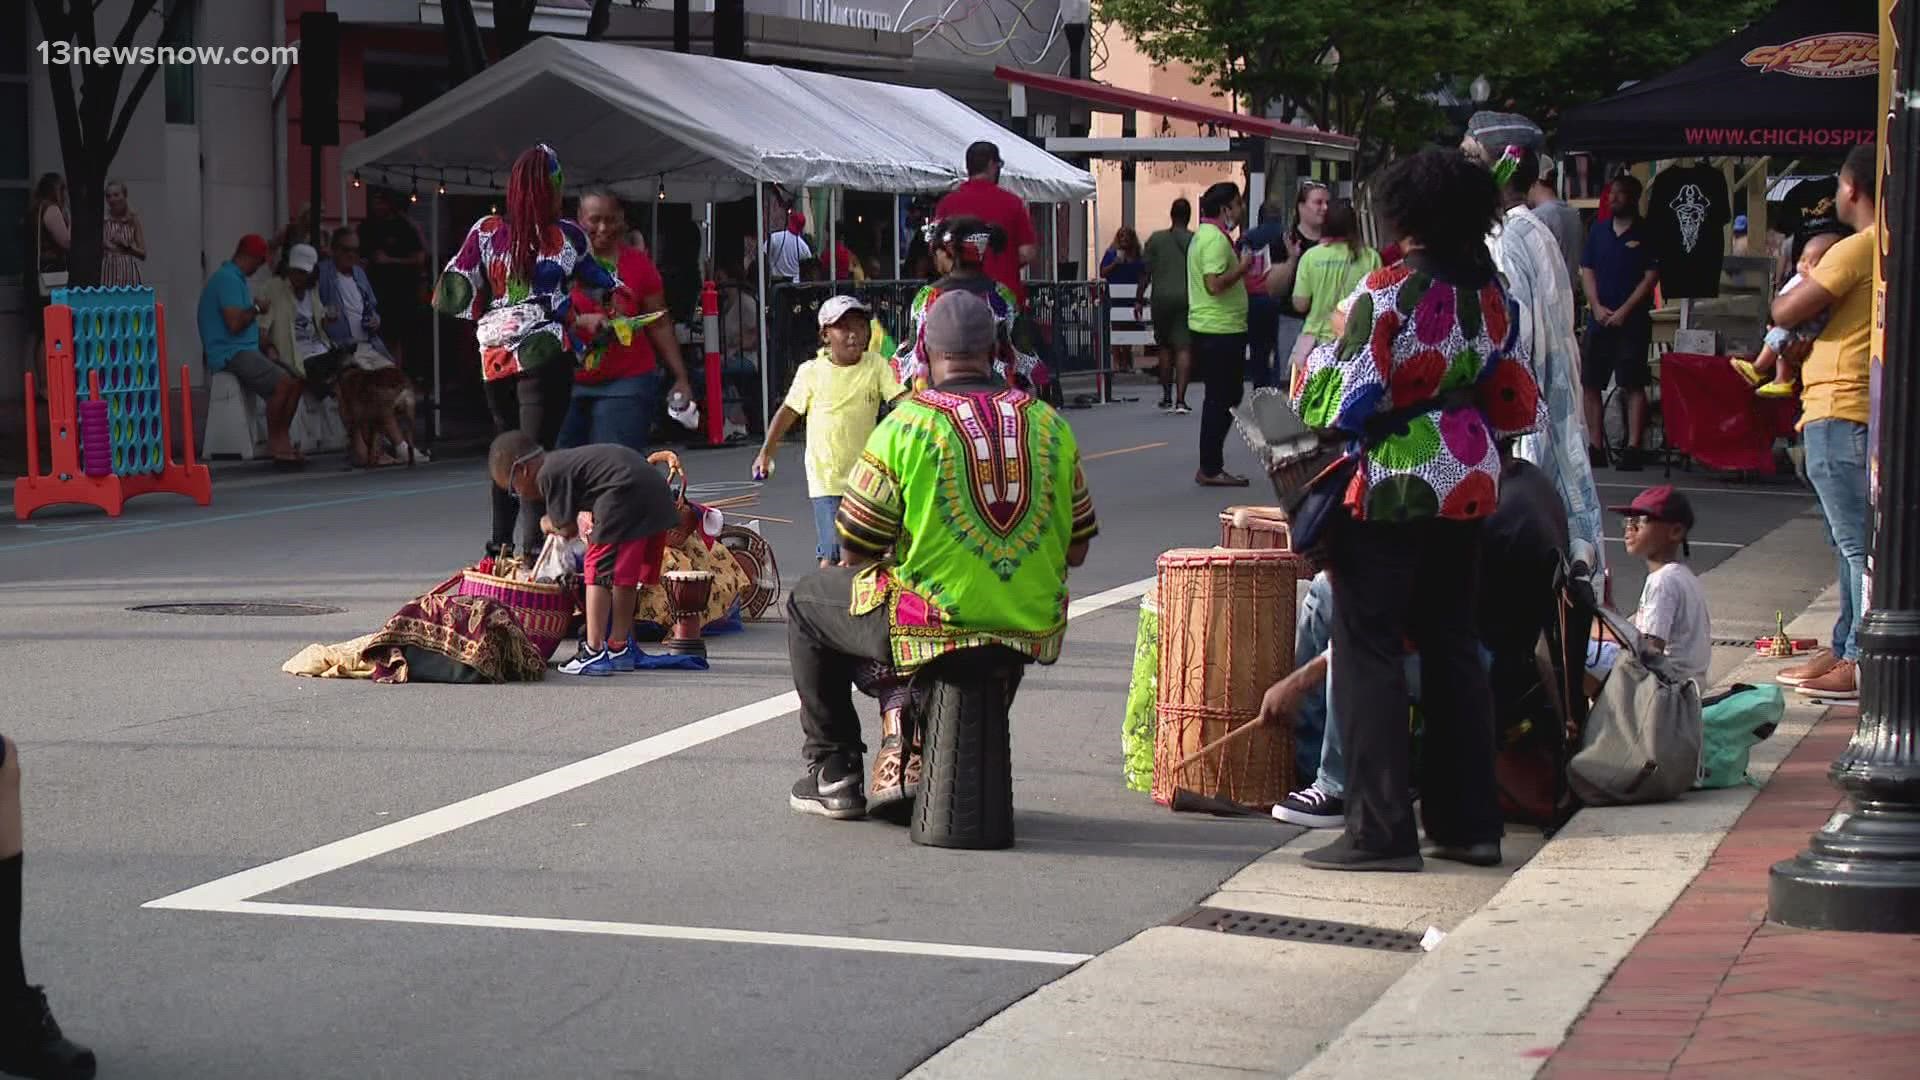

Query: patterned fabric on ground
[1122,596,1161,793]
[835,386,1098,672]
[634,506,751,631]
[361,593,547,683]
[1295,259,1545,523]
[282,634,380,679]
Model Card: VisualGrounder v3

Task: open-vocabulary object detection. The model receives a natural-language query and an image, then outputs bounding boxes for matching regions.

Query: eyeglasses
[507,448,541,501]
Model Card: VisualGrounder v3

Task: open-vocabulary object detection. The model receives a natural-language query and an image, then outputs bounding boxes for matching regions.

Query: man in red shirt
[935,141,1039,305]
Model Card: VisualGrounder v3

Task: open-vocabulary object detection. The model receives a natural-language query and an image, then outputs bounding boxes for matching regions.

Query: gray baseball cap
[922,291,997,355]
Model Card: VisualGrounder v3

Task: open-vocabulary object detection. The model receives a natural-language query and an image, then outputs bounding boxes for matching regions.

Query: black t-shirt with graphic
[1646,164,1731,299]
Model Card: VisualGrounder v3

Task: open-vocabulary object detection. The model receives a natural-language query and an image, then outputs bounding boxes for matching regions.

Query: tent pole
[893,194,903,281]
[756,181,771,434]
[431,188,442,442]
[828,191,837,283]
[651,197,660,259]
[704,200,714,276]
[339,171,349,230]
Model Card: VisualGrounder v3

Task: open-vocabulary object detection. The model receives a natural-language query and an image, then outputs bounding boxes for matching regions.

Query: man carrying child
[489,435,681,676]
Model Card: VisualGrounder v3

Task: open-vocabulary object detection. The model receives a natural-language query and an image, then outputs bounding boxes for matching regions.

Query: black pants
[1247,297,1278,387]
[485,361,575,555]
[786,567,892,763]
[1329,517,1502,856]
[1192,330,1247,477]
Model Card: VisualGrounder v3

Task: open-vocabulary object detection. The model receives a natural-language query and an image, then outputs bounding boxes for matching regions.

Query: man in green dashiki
[786,291,1098,820]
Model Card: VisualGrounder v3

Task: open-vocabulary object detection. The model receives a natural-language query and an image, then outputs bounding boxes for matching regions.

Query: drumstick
[1170,714,1271,776]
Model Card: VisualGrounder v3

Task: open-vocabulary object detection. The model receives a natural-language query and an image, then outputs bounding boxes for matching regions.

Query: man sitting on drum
[786,291,1099,820]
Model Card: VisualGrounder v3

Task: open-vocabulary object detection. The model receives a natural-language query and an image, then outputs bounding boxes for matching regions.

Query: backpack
[1567,606,1703,806]
[1697,683,1782,789]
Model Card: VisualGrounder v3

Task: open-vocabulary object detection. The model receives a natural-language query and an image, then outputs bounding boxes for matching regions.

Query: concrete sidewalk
[910,539,1850,1079]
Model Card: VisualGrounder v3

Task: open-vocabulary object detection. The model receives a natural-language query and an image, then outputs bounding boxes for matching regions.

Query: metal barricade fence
[756,279,1121,413]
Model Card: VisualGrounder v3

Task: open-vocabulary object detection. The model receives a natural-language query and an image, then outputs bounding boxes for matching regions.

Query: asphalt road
[0,397,1824,1079]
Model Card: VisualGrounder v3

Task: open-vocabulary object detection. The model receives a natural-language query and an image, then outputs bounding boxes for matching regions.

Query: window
[0,2,29,282]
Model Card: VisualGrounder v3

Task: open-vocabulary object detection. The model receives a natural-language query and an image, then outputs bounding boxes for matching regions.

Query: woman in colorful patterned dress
[1291,148,1544,874]
[434,143,625,558]
[891,216,1050,395]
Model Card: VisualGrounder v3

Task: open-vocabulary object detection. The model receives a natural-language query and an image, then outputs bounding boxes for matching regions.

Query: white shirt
[765,231,812,283]
[291,288,332,362]
[1634,562,1712,686]
[335,270,367,342]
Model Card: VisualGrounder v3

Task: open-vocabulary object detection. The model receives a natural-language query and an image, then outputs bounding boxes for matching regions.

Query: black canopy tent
[1557,0,1878,160]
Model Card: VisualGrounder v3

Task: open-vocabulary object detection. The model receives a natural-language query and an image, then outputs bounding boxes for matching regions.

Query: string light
[437,177,447,196]
[351,171,362,189]
[657,180,667,203]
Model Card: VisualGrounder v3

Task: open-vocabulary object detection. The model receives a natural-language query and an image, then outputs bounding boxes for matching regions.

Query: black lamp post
[1768,4,1920,933]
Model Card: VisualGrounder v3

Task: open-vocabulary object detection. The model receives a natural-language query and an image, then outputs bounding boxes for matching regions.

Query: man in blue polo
[1579,176,1660,472]
[198,233,302,465]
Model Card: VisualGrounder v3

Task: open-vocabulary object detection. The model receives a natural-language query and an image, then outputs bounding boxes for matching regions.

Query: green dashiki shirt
[835,385,1099,672]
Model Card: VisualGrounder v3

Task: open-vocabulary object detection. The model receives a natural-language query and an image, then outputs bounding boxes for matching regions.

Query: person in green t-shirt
[1289,204,1382,389]
[785,290,1099,821]
[1186,181,1255,487]
[1137,198,1194,412]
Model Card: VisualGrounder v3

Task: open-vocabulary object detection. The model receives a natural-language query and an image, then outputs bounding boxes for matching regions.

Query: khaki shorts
[1150,300,1191,348]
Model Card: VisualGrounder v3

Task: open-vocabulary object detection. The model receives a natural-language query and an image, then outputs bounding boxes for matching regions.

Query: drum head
[719,525,780,620]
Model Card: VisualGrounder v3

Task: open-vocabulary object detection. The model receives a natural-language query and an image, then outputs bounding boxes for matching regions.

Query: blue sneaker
[607,641,638,673]
[558,645,615,676]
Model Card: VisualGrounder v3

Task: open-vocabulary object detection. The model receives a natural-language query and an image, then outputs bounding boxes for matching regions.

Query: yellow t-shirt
[784,350,906,497]
[1800,226,1875,428]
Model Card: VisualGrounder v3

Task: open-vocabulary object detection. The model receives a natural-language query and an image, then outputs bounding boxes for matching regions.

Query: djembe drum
[1152,548,1302,809]
[1218,505,1290,550]
[662,570,715,657]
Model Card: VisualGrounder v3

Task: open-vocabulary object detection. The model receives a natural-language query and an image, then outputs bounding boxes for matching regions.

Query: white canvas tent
[341,38,1093,432]
[340,38,1095,203]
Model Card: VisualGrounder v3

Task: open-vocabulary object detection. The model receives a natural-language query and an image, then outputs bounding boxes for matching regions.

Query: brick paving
[1541,707,1920,1079]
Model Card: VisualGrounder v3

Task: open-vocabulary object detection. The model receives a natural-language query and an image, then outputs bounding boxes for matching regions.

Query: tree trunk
[495,0,536,56]
[65,157,105,288]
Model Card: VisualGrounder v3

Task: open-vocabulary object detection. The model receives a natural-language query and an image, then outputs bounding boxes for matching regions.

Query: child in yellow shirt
[753,296,907,567]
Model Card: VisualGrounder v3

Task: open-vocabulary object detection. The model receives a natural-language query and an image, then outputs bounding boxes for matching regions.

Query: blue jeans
[1804,419,1870,661]
[811,496,843,563]
[557,373,661,453]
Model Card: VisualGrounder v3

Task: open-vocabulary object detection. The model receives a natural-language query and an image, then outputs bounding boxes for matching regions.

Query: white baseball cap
[287,243,319,273]
[817,294,873,329]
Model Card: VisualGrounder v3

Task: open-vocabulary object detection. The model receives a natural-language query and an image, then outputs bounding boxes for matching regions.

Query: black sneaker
[1615,446,1645,472]
[1273,786,1345,829]
[790,753,866,820]
[1425,840,1502,867]
[1586,445,1608,471]
[1301,834,1423,873]
[0,987,97,1080]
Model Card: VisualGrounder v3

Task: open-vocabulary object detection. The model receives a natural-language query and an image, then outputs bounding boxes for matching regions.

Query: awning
[341,38,1095,203]
[993,66,1358,158]
[1557,0,1878,160]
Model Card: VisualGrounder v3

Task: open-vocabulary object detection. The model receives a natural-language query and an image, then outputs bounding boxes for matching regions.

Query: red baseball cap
[787,210,807,231]
[1607,485,1695,529]
[235,234,271,261]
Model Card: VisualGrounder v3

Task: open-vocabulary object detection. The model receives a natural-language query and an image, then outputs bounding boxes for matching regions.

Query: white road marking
[1592,481,1814,499]
[215,902,1093,966]
[1603,537,1745,549]
[145,573,1154,962]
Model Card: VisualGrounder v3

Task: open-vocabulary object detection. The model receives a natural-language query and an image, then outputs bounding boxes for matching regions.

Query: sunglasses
[506,448,542,501]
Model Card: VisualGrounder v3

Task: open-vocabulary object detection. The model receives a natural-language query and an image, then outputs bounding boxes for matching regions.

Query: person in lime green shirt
[785,290,1098,820]
[1288,204,1381,391]
[1186,181,1255,487]
[754,295,906,567]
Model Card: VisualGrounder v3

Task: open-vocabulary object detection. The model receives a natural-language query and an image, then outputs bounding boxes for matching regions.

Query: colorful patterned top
[836,385,1098,672]
[1294,259,1544,522]
[433,214,624,381]
[891,275,1050,394]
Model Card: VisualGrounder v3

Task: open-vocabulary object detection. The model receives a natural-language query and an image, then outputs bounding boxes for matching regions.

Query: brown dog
[336,365,417,468]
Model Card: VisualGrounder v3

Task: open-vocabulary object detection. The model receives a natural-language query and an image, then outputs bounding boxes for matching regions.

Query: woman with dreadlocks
[435,143,629,558]
[892,216,1051,395]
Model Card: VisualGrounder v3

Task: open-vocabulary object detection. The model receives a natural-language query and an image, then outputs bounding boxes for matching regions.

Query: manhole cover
[128,602,344,617]
[1168,907,1425,953]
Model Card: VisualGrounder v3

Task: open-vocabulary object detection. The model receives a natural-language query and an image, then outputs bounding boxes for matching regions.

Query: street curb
[1289,589,1840,1080]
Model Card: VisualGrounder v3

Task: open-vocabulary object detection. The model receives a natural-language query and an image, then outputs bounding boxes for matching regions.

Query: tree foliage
[30,0,193,287]
[1097,0,1774,175]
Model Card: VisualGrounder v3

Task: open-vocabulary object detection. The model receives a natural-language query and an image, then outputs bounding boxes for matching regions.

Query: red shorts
[584,532,668,588]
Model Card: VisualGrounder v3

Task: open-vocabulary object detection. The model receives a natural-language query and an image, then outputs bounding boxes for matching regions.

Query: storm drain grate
[128,602,345,617]
[1168,907,1426,953]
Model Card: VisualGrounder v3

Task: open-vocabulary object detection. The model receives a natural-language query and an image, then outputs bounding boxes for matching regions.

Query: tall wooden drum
[1218,505,1291,550]
[1152,548,1300,808]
